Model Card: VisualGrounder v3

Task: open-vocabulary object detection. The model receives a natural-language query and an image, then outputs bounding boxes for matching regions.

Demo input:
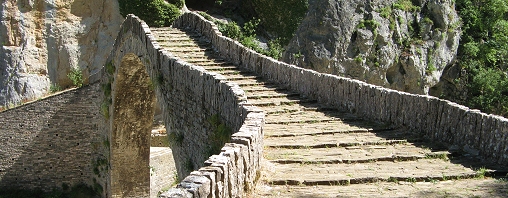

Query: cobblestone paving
[152,27,508,197]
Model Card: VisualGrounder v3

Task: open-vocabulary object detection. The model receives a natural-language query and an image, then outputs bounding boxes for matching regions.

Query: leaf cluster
[118,0,182,27]
[455,0,508,116]
[251,0,309,45]
[67,67,83,88]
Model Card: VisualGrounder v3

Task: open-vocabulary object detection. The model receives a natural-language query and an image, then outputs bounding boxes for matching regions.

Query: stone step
[263,121,387,137]
[163,48,211,53]
[186,58,226,64]
[159,42,210,48]
[264,144,450,164]
[246,91,299,99]
[200,65,238,71]
[248,97,316,107]
[255,179,508,198]
[265,158,478,186]
[222,74,259,81]
[264,132,418,148]
[241,85,287,92]
[264,110,362,124]
[233,79,271,87]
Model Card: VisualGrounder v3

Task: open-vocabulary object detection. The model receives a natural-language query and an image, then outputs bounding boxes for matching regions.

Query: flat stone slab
[255,178,508,197]
[264,144,449,163]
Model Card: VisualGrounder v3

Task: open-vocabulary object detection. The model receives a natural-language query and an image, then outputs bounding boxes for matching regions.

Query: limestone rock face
[0,0,123,106]
[283,0,460,94]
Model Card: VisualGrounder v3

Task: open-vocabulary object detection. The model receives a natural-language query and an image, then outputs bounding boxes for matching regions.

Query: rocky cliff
[0,0,123,106]
[283,0,460,94]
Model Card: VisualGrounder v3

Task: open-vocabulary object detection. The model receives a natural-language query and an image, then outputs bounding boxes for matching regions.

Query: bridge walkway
[151,27,508,197]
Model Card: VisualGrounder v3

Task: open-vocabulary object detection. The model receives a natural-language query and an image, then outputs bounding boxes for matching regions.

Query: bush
[217,21,242,40]
[118,0,181,27]
[252,0,309,45]
[49,83,62,93]
[467,67,508,116]
[67,67,83,87]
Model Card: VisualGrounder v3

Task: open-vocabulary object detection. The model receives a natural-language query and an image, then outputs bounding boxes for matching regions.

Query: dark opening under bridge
[1,12,507,197]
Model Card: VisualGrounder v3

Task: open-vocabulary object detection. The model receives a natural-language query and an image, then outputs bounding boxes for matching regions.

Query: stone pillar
[110,53,155,197]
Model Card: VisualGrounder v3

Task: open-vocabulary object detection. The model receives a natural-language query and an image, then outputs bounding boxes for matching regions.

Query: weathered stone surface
[0,85,107,194]
[283,0,460,95]
[0,0,123,106]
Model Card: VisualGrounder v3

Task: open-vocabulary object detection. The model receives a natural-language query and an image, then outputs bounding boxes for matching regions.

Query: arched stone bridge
[1,12,507,197]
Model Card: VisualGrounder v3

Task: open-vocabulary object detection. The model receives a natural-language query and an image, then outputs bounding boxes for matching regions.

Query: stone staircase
[151,27,508,197]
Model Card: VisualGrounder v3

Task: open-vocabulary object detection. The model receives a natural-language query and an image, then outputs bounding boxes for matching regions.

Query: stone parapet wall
[0,85,106,192]
[174,12,508,168]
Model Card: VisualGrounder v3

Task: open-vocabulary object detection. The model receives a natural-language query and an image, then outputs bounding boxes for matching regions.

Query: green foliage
[426,63,437,74]
[118,0,181,27]
[207,114,232,155]
[393,0,420,12]
[357,20,380,31]
[252,0,309,45]
[213,16,283,60]
[105,60,115,75]
[454,0,508,116]
[468,67,508,116]
[354,56,363,63]
[67,67,83,87]
[262,39,284,60]
[422,17,434,25]
[378,7,393,18]
[49,83,61,93]
[168,132,184,146]
[216,21,242,40]
[166,0,185,8]
[198,11,213,21]
[243,18,261,37]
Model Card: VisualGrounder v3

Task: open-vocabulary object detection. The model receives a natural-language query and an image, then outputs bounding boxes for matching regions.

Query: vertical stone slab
[110,54,154,198]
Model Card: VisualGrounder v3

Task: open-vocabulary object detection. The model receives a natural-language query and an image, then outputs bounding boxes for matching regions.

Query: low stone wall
[0,85,107,192]
[174,12,508,167]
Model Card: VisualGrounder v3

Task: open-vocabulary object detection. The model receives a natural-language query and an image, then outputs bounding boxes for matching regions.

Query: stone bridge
[1,11,508,197]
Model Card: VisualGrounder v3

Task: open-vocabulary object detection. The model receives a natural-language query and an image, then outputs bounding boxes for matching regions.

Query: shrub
[452,0,508,116]
[50,83,62,93]
[118,0,181,27]
[251,0,309,45]
[67,67,83,87]
[217,21,242,40]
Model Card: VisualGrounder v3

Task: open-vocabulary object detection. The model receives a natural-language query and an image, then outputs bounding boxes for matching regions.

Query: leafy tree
[251,0,309,45]
[454,0,508,116]
[118,0,182,27]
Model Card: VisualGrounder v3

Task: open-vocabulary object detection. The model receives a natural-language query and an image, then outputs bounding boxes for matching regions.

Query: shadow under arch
[109,53,155,197]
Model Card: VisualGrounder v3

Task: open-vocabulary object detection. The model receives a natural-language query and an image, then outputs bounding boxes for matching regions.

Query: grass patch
[49,83,62,93]
[207,114,232,155]
[168,132,184,146]
[476,167,487,179]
